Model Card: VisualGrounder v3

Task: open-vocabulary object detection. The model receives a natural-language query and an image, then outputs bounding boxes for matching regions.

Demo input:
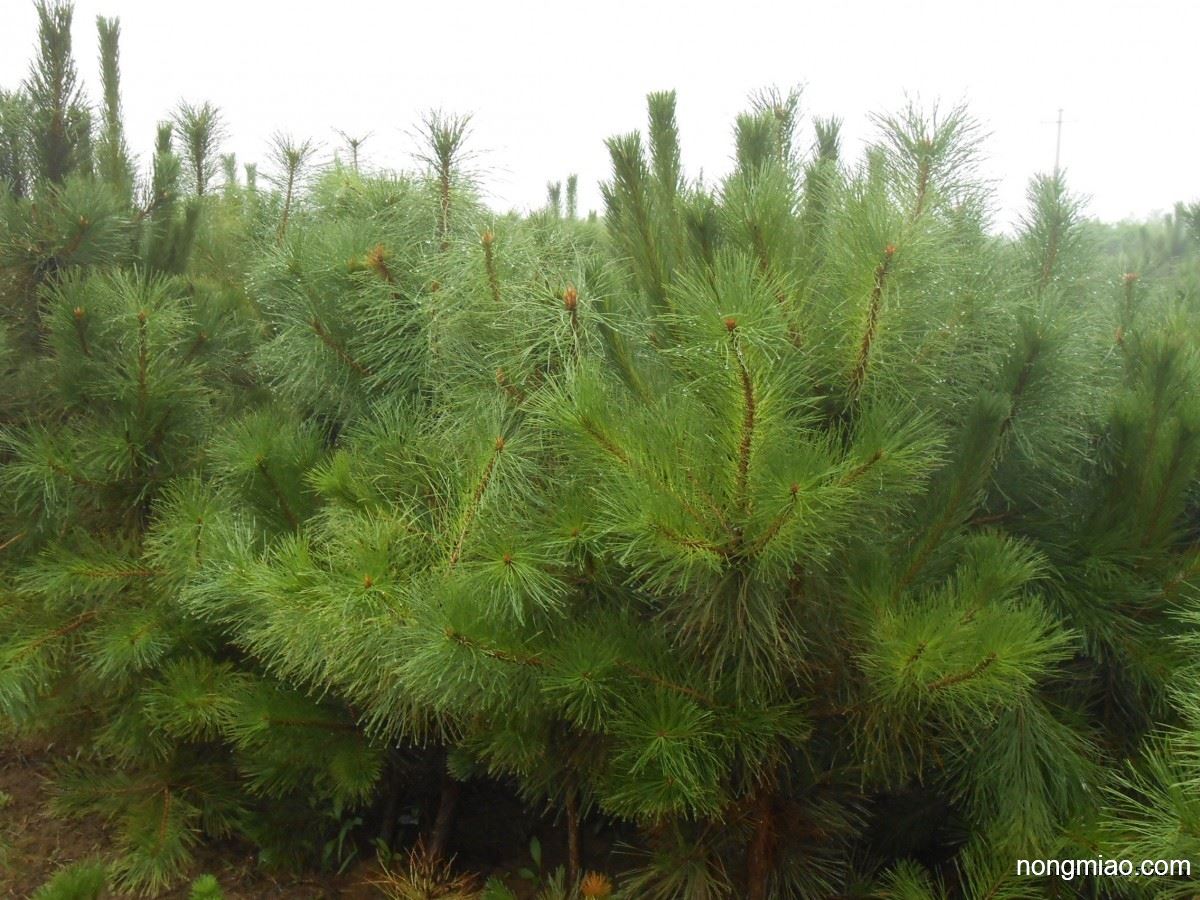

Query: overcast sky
[1,0,1195,230]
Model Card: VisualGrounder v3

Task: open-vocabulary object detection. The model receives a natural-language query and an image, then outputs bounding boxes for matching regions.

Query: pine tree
[174,92,1200,898]
[95,15,134,205]
[173,101,225,198]
[25,0,92,186]
[2,9,1199,896]
[140,122,199,275]
[0,90,33,199]
[1,8,387,892]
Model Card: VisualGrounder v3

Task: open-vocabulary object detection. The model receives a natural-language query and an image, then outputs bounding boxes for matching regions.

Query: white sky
[1,0,1195,230]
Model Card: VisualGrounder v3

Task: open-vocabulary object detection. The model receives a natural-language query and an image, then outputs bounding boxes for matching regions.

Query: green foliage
[141,122,200,275]
[173,102,225,197]
[188,873,224,899]
[369,841,481,899]
[32,860,108,900]
[0,89,33,198]
[2,10,1200,898]
[25,0,92,186]
[95,16,133,205]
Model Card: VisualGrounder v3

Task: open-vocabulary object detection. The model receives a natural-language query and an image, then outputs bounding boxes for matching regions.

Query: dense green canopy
[3,4,1200,898]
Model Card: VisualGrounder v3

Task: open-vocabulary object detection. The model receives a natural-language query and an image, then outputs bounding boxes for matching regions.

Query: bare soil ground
[0,740,374,899]
[1,740,609,899]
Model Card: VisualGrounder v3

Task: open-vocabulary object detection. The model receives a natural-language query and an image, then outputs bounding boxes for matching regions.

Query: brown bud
[72,306,85,320]
[884,243,897,258]
[137,310,147,323]
[494,435,506,451]
[1114,325,1125,345]
[366,243,388,274]
[581,873,614,898]
[563,285,578,311]
[481,230,494,246]
[502,552,513,566]
[430,280,441,293]
[724,316,738,332]
[363,574,374,589]
[1122,272,1138,285]
[790,482,800,496]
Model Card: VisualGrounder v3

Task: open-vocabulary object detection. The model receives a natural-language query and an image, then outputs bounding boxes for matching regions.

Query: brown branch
[1162,549,1200,600]
[309,317,373,377]
[616,661,716,707]
[896,475,971,597]
[848,246,894,399]
[444,627,543,667]
[745,783,777,900]
[437,168,452,252]
[1038,210,1062,292]
[495,368,527,406]
[656,524,731,559]
[482,231,501,302]
[747,485,800,557]
[998,345,1039,439]
[13,610,100,665]
[727,319,756,512]
[564,286,581,360]
[447,437,505,569]
[71,307,91,357]
[1141,439,1188,549]
[277,169,296,244]
[580,417,630,466]
[839,448,885,486]
[898,345,1028,594]
[580,418,721,540]
[685,469,735,538]
[181,330,208,364]
[926,652,997,691]
[156,787,172,853]
[904,640,928,667]
[255,457,300,529]
[135,310,149,422]
[565,784,582,887]
[912,155,931,221]
[46,457,104,489]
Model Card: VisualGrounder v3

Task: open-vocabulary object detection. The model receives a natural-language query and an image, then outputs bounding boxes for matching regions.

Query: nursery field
[3,2,1200,899]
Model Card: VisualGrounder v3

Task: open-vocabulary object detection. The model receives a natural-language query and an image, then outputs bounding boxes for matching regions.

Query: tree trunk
[565,784,582,887]
[427,764,461,861]
[746,785,776,900]
[378,753,402,851]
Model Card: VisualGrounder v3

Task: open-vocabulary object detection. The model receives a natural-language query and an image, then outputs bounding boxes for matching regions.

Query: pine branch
[10,609,98,665]
[848,245,895,400]
[482,231,501,303]
[727,319,756,513]
[309,316,373,377]
[925,652,998,691]
[255,457,299,529]
[447,436,505,569]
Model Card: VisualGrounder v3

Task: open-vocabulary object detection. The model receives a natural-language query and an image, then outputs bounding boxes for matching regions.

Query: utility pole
[1041,108,1071,176]
[1053,108,1063,175]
